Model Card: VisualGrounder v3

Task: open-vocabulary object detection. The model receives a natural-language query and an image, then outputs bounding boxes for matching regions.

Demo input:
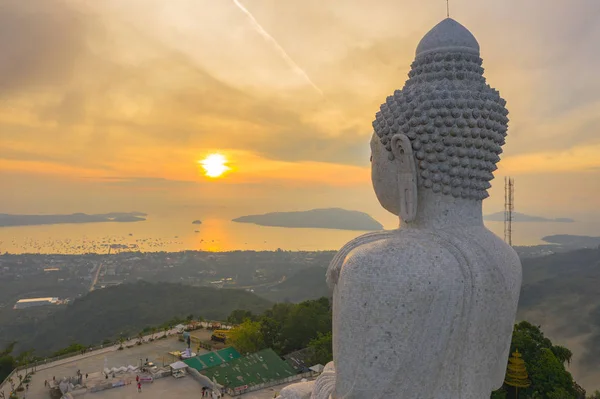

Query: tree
[308,331,332,366]
[228,320,265,354]
[504,349,530,398]
[52,343,85,357]
[16,350,34,376]
[492,322,580,399]
[279,297,331,353]
[227,309,254,325]
[259,317,282,351]
[551,345,572,366]
[587,390,600,399]
[0,354,16,385]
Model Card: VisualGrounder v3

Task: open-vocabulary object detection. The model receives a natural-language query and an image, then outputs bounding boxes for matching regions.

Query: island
[0,212,147,227]
[542,235,600,248]
[232,208,383,231]
[192,220,202,225]
[484,212,575,223]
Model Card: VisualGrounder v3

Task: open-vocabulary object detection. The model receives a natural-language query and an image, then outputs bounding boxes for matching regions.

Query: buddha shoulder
[328,230,463,287]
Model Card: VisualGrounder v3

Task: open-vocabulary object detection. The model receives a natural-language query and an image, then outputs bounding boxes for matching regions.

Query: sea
[1,212,599,255]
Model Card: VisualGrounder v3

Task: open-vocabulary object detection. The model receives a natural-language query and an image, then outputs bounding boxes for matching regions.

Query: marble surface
[416,18,480,56]
[278,17,521,399]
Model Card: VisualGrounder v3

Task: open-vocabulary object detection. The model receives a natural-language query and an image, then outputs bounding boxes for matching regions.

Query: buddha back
[331,225,521,398]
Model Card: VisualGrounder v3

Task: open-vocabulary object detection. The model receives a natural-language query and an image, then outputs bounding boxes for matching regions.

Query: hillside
[232,208,383,231]
[484,211,574,223]
[0,212,146,227]
[517,247,600,392]
[256,266,331,303]
[4,281,272,356]
[541,234,600,248]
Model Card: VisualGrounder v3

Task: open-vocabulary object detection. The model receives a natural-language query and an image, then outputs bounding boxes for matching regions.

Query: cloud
[0,0,93,94]
[91,176,199,188]
[500,144,600,175]
[2,0,600,219]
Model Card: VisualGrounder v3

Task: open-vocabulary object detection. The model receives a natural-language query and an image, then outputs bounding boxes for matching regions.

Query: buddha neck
[400,189,484,230]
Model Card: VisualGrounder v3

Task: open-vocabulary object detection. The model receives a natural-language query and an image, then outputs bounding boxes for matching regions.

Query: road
[89,261,103,292]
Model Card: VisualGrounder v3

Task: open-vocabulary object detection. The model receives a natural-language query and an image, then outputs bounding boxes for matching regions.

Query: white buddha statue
[278,18,521,399]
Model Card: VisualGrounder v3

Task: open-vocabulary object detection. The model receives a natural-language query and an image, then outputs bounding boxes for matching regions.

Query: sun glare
[200,154,229,178]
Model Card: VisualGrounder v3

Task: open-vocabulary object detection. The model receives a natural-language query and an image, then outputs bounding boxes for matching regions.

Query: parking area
[17,336,207,399]
[7,333,307,399]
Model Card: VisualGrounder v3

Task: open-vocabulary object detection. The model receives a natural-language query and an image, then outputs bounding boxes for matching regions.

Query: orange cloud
[500,144,600,175]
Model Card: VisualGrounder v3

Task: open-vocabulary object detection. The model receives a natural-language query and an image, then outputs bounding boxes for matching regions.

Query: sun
[199,154,230,178]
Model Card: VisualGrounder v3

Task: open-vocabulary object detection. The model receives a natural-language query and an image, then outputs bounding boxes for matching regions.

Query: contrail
[232,0,323,96]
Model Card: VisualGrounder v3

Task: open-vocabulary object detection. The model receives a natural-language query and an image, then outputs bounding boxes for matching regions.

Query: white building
[14,297,58,309]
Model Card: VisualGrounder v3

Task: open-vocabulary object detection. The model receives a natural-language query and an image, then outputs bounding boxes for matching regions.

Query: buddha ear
[391,134,418,222]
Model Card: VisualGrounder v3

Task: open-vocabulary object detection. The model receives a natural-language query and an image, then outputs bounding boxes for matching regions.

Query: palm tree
[163,326,169,338]
[118,337,125,349]
[551,345,572,366]
[137,332,143,345]
[151,327,157,340]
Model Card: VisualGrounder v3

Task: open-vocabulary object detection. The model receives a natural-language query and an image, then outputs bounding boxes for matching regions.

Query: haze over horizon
[2,0,600,228]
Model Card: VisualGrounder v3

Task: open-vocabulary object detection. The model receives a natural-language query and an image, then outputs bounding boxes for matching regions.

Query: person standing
[137,382,142,393]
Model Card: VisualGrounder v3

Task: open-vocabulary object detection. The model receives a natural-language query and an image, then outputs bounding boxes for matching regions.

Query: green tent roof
[217,347,241,361]
[183,356,205,371]
[183,347,241,372]
[201,348,296,389]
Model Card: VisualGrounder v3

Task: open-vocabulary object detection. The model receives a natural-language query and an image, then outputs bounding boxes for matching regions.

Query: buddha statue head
[370,18,509,223]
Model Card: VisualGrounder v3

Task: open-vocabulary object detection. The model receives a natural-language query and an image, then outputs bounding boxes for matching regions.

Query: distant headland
[192,220,202,225]
[542,234,600,248]
[232,208,383,231]
[0,212,147,227]
[484,212,575,223]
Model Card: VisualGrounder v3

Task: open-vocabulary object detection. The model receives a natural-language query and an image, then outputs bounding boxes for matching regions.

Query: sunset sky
[2,0,599,225]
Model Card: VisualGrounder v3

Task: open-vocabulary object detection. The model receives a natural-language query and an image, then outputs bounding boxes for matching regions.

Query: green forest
[0,281,272,356]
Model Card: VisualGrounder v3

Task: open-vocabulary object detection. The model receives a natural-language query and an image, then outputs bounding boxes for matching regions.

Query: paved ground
[83,375,204,399]
[10,335,202,399]
[234,381,306,399]
[3,331,305,399]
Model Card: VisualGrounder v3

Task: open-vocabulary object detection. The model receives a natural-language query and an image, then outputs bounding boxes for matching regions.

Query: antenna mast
[504,177,514,246]
[446,0,450,18]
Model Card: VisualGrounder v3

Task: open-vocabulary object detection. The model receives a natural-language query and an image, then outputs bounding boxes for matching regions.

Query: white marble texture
[278,18,521,399]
